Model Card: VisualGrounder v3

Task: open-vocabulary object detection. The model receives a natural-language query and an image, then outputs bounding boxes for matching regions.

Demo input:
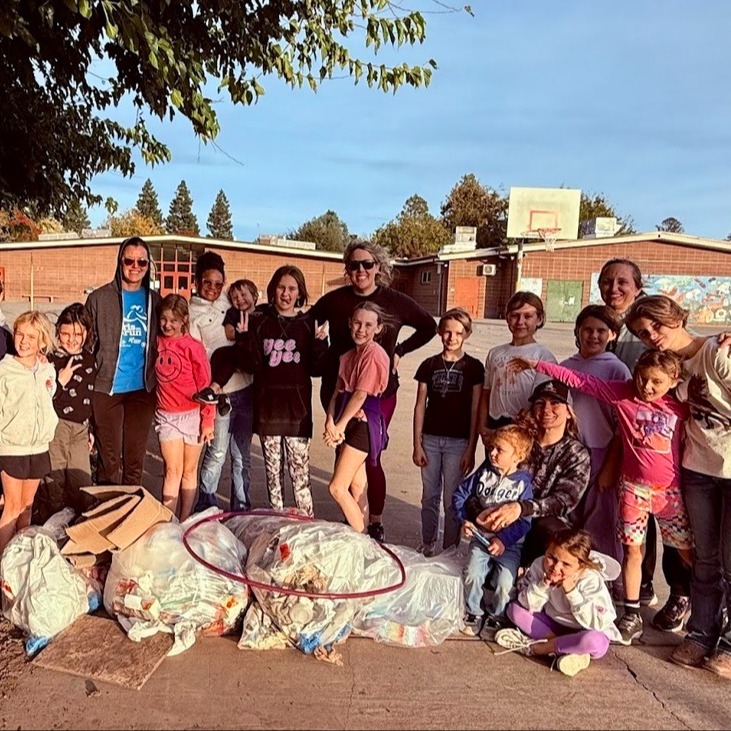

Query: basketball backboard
[506,187,581,241]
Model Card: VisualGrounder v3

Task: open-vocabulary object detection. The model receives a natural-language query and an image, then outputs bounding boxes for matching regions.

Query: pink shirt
[537,361,689,488]
[155,334,214,430]
[337,341,390,410]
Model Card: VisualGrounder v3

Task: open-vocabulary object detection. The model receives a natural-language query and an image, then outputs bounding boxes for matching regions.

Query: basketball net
[537,228,560,252]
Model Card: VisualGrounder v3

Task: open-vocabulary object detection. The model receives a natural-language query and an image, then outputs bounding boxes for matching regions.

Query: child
[510,349,693,644]
[477,292,556,440]
[0,311,59,556]
[453,424,534,635]
[560,305,630,578]
[494,528,622,677]
[325,302,390,533]
[194,278,259,416]
[37,303,98,520]
[413,307,484,555]
[234,266,328,516]
[625,296,731,674]
[155,295,215,521]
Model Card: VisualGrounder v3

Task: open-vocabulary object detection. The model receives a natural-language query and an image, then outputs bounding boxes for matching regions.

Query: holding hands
[324,415,345,449]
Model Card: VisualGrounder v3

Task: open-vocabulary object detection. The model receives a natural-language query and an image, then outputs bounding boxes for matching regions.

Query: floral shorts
[617,478,693,550]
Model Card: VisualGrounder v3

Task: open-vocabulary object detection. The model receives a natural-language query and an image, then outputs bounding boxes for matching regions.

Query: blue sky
[88,1,731,242]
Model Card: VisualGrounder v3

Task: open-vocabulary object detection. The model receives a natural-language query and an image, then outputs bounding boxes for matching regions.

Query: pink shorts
[617,478,693,550]
[155,409,201,446]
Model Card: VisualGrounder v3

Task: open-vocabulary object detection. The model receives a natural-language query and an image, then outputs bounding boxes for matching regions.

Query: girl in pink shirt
[510,350,693,645]
[155,295,215,521]
[325,302,390,533]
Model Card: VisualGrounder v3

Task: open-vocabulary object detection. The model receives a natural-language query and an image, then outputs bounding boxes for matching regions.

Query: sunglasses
[347,260,377,272]
[122,257,149,268]
[202,279,224,289]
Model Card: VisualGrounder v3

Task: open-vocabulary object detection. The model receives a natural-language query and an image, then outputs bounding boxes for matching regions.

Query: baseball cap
[529,379,571,405]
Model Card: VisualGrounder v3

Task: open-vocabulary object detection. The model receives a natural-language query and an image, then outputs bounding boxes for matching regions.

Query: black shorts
[343,418,370,453]
[0,452,52,481]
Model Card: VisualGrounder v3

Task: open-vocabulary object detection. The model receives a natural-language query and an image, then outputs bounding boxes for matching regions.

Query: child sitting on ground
[495,528,622,677]
[453,424,534,635]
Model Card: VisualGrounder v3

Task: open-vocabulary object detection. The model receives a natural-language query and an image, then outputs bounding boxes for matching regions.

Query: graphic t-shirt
[415,353,484,439]
[113,288,147,393]
[49,349,97,424]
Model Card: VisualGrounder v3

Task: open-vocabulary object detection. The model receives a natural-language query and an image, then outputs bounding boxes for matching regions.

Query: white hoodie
[518,553,622,642]
[0,355,59,456]
[188,294,252,394]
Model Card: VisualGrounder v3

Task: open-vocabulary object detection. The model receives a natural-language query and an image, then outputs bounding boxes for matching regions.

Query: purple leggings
[507,602,610,659]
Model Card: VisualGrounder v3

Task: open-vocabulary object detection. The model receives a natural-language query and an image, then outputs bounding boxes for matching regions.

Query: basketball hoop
[537,228,560,252]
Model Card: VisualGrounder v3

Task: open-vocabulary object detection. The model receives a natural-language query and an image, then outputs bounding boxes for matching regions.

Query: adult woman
[86,237,159,485]
[310,240,437,542]
[188,252,254,512]
[598,258,691,628]
[480,379,591,565]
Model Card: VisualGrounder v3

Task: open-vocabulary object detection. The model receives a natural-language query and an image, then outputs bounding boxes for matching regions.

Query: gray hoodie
[85,238,160,395]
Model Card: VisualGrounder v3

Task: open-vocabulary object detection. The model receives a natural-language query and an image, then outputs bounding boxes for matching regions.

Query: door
[157,246,194,298]
[452,277,480,317]
[546,280,583,322]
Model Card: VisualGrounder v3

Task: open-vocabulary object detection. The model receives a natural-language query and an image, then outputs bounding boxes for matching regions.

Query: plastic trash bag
[104,508,248,655]
[1,508,102,655]
[350,546,465,647]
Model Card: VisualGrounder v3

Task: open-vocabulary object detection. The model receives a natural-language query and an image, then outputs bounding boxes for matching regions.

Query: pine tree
[62,199,90,234]
[206,190,233,240]
[166,180,200,235]
[136,179,164,227]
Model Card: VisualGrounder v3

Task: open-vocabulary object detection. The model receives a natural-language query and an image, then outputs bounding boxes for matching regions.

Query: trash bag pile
[104,508,248,655]
[0,508,103,655]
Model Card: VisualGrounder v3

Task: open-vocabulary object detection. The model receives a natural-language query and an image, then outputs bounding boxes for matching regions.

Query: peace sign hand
[315,319,329,340]
[59,356,82,387]
[235,310,249,334]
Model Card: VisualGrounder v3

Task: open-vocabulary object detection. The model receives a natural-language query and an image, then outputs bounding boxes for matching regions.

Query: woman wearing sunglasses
[86,236,160,485]
[310,240,437,542]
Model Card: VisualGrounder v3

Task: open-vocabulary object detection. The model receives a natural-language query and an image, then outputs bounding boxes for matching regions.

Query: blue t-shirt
[112,289,147,393]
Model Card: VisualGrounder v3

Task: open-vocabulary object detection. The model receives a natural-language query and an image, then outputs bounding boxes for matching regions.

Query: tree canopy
[110,208,165,238]
[289,210,350,252]
[207,190,233,240]
[62,199,91,235]
[656,216,684,233]
[135,179,165,228]
[0,1,452,214]
[440,174,507,248]
[166,181,199,236]
[374,194,450,258]
[579,192,636,236]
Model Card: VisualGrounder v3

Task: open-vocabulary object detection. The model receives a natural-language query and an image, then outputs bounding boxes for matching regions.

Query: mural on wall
[591,273,731,324]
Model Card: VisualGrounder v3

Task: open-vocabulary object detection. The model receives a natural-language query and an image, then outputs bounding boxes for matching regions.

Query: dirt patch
[0,617,28,698]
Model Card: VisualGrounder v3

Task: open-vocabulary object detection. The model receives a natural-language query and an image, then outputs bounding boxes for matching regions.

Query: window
[420,271,432,284]
[164,275,174,289]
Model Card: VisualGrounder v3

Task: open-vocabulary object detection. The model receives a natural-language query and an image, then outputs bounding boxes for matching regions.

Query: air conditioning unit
[477,264,497,277]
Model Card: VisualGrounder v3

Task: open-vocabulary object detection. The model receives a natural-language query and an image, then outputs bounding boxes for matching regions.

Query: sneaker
[640,582,658,607]
[194,387,219,405]
[556,653,591,677]
[494,627,547,655]
[479,615,508,641]
[460,613,483,637]
[367,522,385,543]
[615,612,644,645]
[652,594,691,633]
[217,394,231,417]
[670,639,708,668]
[417,541,437,557]
[703,651,731,679]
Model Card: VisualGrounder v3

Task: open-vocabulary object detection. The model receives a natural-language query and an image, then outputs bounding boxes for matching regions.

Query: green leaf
[78,0,92,19]
[171,89,182,107]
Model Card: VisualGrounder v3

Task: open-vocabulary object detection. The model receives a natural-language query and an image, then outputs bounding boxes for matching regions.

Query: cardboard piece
[61,486,173,567]
[33,614,173,690]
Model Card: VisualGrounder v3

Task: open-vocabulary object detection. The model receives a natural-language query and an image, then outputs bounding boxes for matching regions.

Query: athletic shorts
[343,417,370,453]
[155,409,201,446]
[0,451,52,481]
[617,478,693,550]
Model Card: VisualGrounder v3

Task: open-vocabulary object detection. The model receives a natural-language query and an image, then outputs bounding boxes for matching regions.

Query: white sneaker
[460,613,483,636]
[556,653,591,677]
[417,541,437,557]
[494,628,547,655]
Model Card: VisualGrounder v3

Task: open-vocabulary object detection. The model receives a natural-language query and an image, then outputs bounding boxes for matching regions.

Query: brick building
[1,231,729,325]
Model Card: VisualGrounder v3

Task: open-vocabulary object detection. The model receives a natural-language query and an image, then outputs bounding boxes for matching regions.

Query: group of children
[412,288,731,678]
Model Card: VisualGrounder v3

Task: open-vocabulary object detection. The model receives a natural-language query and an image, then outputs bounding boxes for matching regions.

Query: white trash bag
[104,508,248,655]
[1,508,102,655]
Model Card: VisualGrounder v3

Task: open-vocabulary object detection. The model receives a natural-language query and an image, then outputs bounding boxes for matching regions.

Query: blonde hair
[13,311,56,355]
[344,240,393,287]
[439,307,473,336]
[491,424,533,463]
[625,295,689,335]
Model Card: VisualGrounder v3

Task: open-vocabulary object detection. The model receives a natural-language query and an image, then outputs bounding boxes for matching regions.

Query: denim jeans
[682,467,731,653]
[463,538,522,618]
[420,434,468,549]
[196,386,253,512]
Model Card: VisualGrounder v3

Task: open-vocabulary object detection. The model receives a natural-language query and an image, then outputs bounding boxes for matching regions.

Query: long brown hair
[548,528,602,571]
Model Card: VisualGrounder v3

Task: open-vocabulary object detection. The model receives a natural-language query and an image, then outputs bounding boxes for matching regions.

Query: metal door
[545,280,583,322]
